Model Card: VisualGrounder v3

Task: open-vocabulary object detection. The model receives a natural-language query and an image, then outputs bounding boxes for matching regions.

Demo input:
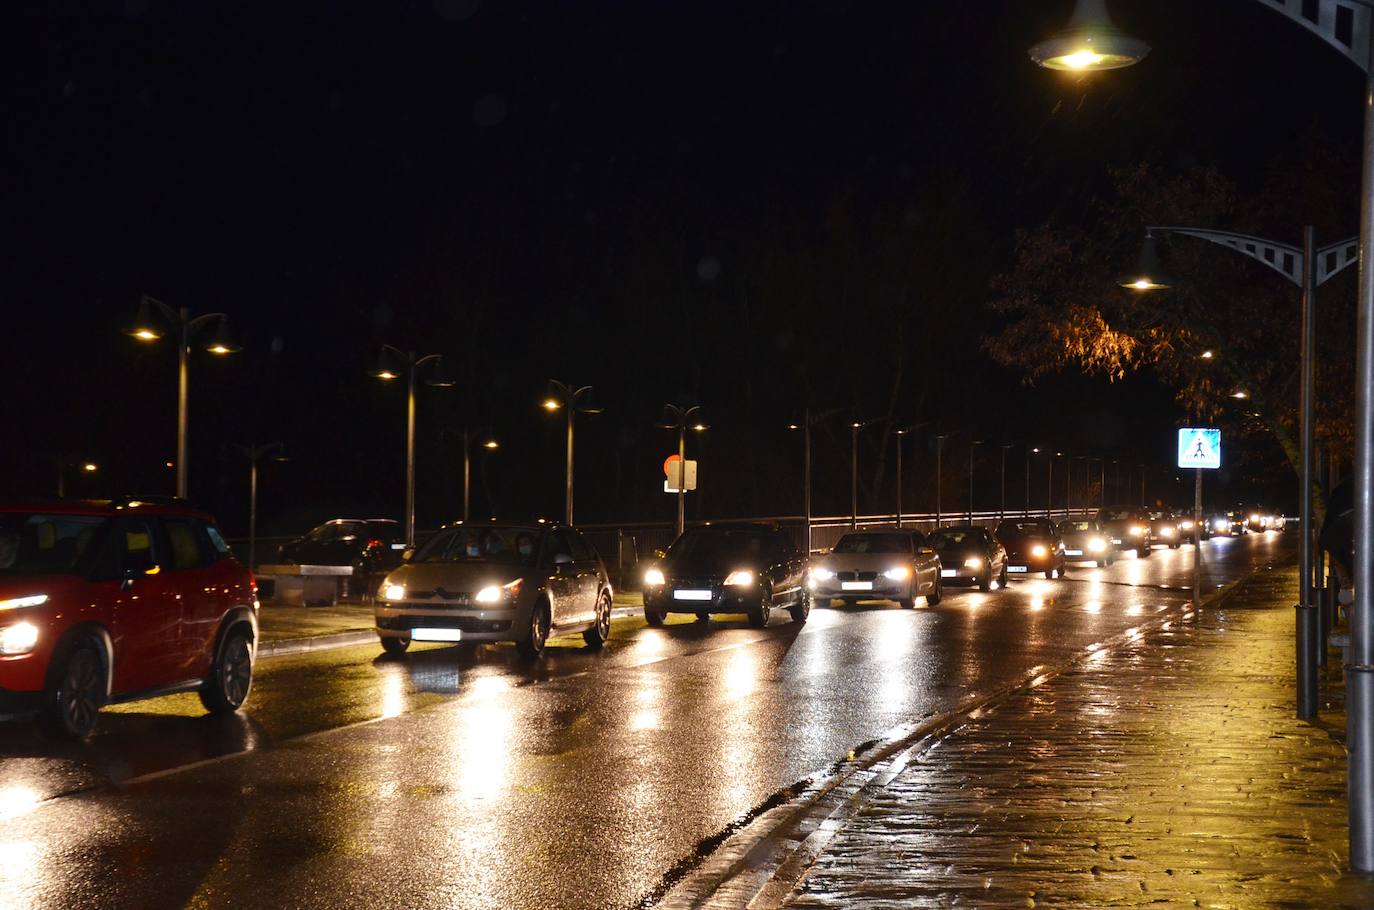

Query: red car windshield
[0,512,107,576]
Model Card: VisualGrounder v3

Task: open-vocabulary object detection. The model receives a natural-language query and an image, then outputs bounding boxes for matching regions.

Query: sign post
[1178,428,1222,610]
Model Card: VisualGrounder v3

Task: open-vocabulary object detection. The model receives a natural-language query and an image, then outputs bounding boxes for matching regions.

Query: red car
[0,499,259,737]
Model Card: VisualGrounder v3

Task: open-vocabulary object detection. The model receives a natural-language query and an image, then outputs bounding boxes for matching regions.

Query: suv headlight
[964,557,983,570]
[1088,538,1106,552]
[644,568,666,587]
[1129,526,1145,536]
[1160,526,1175,536]
[0,622,39,655]
[883,566,911,581]
[382,583,406,602]
[724,570,754,587]
[810,567,835,581]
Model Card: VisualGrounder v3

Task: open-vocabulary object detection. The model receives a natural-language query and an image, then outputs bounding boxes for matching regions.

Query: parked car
[928,525,1007,592]
[374,523,612,658]
[1098,506,1153,556]
[641,523,809,628]
[278,518,405,587]
[809,530,943,609]
[1057,518,1114,567]
[1148,510,1182,549]
[996,518,1067,579]
[0,499,259,738]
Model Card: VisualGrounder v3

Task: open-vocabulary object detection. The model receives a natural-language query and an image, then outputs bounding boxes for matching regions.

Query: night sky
[2,1,1362,535]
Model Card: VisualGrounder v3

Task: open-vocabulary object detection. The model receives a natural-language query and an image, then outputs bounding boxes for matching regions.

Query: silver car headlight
[475,579,523,604]
[810,567,835,582]
[382,583,406,602]
[964,557,983,570]
[1087,538,1106,553]
[643,568,666,587]
[883,566,911,581]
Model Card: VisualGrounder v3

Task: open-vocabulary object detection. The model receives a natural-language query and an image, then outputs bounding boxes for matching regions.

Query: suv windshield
[667,529,766,561]
[1063,521,1093,532]
[929,529,977,548]
[1100,508,1134,521]
[996,521,1053,538]
[413,526,540,566]
[0,513,107,575]
[833,533,911,554]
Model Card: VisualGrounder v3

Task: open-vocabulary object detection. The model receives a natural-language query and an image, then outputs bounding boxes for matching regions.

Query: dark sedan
[928,526,1007,592]
[1058,518,1114,567]
[642,524,809,628]
[1098,506,1153,556]
[995,518,1066,580]
[278,518,405,583]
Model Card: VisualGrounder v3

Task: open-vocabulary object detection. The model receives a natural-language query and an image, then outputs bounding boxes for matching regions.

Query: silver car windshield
[413,526,540,567]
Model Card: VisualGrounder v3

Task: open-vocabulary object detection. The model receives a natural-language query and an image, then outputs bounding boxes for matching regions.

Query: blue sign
[1178,427,1221,470]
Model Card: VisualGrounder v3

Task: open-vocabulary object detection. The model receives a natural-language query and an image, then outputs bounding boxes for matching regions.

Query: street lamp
[967,440,984,524]
[55,459,98,498]
[124,295,241,500]
[850,421,866,528]
[456,430,500,524]
[369,346,453,547]
[1026,446,1041,516]
[894,423,929,528]
[1028,0,1150,72]
[544,381,603,528]
[234,442,287,571]
[1000,443,1014,519]
[659,404,705,536]
[788,408,843,554]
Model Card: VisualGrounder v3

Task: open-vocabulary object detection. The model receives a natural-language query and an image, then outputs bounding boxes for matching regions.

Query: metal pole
[176,310,190,500]
[1298,224,1320,719]
[1066,457,1073,516]
[463,427,471,524]
[56,460,64,498]
[249,456,259,571]
[936,436,943,527]
[1192,467,1202,611]
[1000,446,1007,520]
[967,444,975,524]
[851,424,859,529]
[566,403,575,527]
[404,355,417,548]
[1348,67,1374,874]
[803,411,812,555]
[1319,443,1331,669]
[896,430,903,529]
[1099,459,1106,509]
[1047,458,1053,518]
[676,422,686,536]
[1024,450,1031,516]
[1140,465,1146,507]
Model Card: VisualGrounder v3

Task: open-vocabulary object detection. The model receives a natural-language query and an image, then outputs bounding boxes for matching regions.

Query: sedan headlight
[644,568,666,587]
[1179,520,1193,530]
[1250,514,1260,523]
[0,594,48,611]
[1031,544,1048,559]
[382,583,406,602]
[1129,526,1145,536]
[475,579,523,604]
[809,567,835,582]
[1087,538,1107,553]
[724,570,754,587]
[963,557,983,570]
[1160,526,1175,537]
[0,622,39,655]
[883,565,911,581]
[1215,519,1230,531]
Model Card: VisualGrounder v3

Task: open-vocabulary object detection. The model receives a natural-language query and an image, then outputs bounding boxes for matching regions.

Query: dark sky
[1,0,1362,534]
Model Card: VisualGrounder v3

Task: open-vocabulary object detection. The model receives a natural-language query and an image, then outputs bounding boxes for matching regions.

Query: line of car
[1,500,1287,740]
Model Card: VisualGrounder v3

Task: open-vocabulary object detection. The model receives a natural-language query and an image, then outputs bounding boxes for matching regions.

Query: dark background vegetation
[1,1,1362,535]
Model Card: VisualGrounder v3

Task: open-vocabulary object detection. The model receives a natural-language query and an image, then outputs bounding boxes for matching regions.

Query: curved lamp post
[125,295,241,500]
[1127,224,1359,720]
[543,381,603,528]
[370,346,454,547]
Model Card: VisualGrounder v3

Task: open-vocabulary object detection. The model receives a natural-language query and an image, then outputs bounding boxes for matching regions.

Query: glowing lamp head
[543,398,561,411]
[1029,0,1150,72]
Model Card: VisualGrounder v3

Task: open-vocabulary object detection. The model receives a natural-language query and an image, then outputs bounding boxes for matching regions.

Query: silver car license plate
[1065,549,1082,556]
[841,581,873,591]
[412,628,463,642]
[1008,565,1028,573]
[673,589,712,601]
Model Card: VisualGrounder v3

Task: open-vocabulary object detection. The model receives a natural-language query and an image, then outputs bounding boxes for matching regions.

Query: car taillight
[365,538,384,551]
[250,576,258,593]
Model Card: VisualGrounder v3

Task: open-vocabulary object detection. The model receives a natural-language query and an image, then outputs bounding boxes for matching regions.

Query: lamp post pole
[1047,454,1054,519]
[371,346,451,547]
[235,442,285,571]
[936,434,946,527]
[124,296,240,500]
[545,382,602,528]
[896,428,905,528]
[967,440,983,524]
[660,404,703,537]
[850,421,863,528]
[1000,444,1012,520]
[1026,447,1038,516]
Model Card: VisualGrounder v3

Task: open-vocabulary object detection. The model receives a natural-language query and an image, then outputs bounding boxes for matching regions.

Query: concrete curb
[256,606,645,660]
[646,568,1260,910]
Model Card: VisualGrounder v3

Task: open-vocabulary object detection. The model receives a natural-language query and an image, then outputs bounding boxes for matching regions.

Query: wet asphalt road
[0,531,1293,909]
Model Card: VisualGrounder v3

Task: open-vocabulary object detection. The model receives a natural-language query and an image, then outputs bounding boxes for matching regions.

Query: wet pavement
[0,532,1294,909]
[781,562,1373,909]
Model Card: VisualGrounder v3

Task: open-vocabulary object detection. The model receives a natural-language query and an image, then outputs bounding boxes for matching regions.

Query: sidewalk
[781,566,1374,909]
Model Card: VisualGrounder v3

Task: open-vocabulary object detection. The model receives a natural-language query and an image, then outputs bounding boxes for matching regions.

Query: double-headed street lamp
[234,442,287,571]
[369,346,454,547]
[125,295,242,500]
[543,381,603,528]
[1032,0,1374,868]
[1126,224,1358,720]
[458,430,499,524]
[659,404,705,536]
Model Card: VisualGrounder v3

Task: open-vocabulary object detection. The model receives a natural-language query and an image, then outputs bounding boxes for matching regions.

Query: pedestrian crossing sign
[1177,427,1221,470]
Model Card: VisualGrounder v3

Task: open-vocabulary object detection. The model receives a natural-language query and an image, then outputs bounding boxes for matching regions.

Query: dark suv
[0,499,259,737]
[642,524,809,628]
[278,518,404,582]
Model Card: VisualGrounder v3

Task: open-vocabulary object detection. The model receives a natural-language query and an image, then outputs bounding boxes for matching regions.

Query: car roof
[0,499,214,521]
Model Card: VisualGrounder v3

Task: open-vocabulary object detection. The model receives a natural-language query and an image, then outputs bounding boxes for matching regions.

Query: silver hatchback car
[374,523,613,658]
